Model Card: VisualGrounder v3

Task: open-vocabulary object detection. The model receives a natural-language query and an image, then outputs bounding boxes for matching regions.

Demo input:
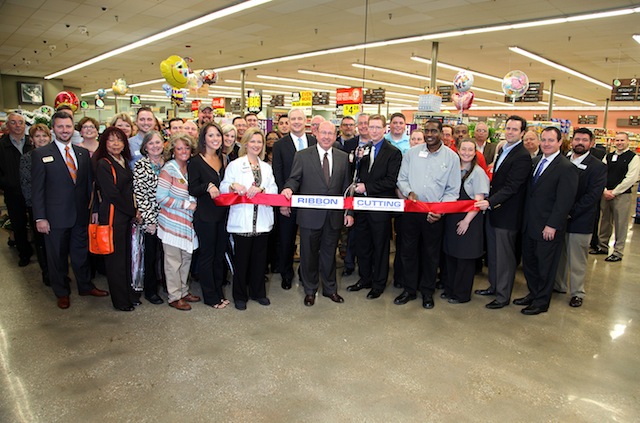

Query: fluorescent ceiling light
[409,57,503,83]
[634,35,640,45]
[257,75,344,88]
[509,46,611,90]
[298,70,423,92]
[45,0,271,79]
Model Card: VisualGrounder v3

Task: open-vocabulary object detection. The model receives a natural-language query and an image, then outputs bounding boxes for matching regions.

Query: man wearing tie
[514,127,578,315]
[32,111,109,309]
[474,115,532,309]
[281,121,354,306]
[272,108,317,290]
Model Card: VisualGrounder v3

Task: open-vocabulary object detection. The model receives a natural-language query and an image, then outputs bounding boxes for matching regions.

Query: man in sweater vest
[590,133,640,262]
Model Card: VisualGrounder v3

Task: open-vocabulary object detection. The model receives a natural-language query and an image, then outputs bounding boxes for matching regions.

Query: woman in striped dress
[156,133,200,311]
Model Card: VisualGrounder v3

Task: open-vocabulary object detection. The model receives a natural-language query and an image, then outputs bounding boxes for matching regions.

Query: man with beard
[197,104,214,128]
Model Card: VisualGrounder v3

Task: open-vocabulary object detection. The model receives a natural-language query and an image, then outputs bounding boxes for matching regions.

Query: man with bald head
[0,112,34,265]
[474,122,497,165]
[310,115,325,139]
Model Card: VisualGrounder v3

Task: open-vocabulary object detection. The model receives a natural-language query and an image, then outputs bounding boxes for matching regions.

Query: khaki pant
[598,193,633,257]
[163,243,192,303]
[555,232,590,298]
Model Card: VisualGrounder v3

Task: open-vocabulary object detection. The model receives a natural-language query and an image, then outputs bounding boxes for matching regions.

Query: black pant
[354,213,391,291]
[232,234,268,302]
[104,222,138,309]
[277,211,298,281]
[444,254,476,302]
[392,216,403,284]
[5,192,32,260]
[45,224,94,298]
[193,218,227,305]
[27,208,48,279]
[522,235,563,309]
[401,213,444,297]
[143,232,163,299]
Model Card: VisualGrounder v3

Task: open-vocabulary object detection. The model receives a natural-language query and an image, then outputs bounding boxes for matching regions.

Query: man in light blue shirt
[384,112,410,154]
[395,118,460,310]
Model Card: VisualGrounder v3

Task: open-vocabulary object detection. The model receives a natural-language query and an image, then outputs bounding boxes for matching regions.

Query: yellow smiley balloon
[160,55,189,89]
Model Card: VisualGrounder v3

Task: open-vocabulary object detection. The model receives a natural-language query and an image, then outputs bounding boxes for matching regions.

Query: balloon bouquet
[452,70,475,119]
[160,55,217,108]
[502,70,529,104]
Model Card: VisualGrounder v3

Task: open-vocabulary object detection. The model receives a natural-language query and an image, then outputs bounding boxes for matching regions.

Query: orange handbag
[88,159,116,255]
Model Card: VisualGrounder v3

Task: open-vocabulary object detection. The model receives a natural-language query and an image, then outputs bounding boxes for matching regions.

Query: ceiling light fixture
[45,0,271,79]
[298,70,423,92]
[634,34,640,45]
[509,46,612,90]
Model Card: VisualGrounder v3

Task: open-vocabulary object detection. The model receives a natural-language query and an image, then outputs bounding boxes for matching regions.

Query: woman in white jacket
[220,127,278,310]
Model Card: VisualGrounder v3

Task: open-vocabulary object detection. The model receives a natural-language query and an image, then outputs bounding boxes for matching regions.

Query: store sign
[611,78,638,101]
[248,94,262,113]
[363,89,385,104]
[312,92,330,105]
[270,95,284,107]
[577,115,598,125]
[438,86,452,102]
[191,100,201,112]
[341,104,361,117]
[336,87,362,105]
[211,97,225,109]
[292,91,313,107]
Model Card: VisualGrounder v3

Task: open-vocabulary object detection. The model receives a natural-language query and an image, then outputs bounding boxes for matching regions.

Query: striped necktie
[65,146,77,183]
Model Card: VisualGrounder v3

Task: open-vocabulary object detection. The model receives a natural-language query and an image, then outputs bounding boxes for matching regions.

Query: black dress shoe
[394,291,417,305]
[604,254,622,262]
[474,287,495,296]
[521,305,548,315]
[324,293,344,303]
[304,295,315,306]
[589,248,608,255]
[341,268,354,277]
[366,289,383,299]
[485,300,509,309]
[281,278,292,290]
[513,295,534,306]
[422,295,435,309]
[18,257,30,267]
[235,300,247,310]
[145,295,164,305]
[448,298,469,304]
[346,281,371,292]
[569,296,583,307]
[251,297,271,306]
[116,306,135,312]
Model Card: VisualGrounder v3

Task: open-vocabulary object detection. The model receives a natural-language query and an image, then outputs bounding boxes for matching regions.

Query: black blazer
[188,154,228,223]
[355,141,402,221]
[523,154,579,242]
[272,134,317,191]
[487,142,532,230]
[566,154,607,234]
[31,143,93,229]
[0,133,33,195]
[95,157,136,226]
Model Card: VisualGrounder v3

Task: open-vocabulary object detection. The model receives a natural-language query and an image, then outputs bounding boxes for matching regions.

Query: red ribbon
[215,193,479,214]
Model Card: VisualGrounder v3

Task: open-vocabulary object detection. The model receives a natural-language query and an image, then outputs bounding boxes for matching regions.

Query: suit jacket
[95,157,137,226]
[335,136,358,153]
[479,141,497,166]
[487,142,532,230]
[0,133,33,195]
[31,142,93,229]
[523,154,579,242]
[355,141,402,221]
[272,134,317,191]
[566,154,607,234]
[284,146,351,230]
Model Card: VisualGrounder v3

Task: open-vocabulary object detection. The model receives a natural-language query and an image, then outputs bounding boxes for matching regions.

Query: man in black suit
[272,108,317,289]
[554,128,607,308]
[345,114,402,299]
[0,112,34,266]
[514,127,578,315]
[475,115,532,309]
[32,111,108,309]
[281,121,354,306]
[335,116,357,152]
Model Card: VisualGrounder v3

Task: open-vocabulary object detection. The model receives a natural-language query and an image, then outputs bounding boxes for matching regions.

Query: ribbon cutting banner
[215,193,478,214]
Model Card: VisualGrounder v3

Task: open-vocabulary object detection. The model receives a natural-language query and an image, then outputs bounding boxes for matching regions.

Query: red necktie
[65,146,77,183]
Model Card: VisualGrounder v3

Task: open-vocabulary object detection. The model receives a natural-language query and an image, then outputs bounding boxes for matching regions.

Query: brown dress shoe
[182,293,201,302]
[57,296,70,309]
[79,288,109,297]
[169,299,192,311]
[304,295,315,306]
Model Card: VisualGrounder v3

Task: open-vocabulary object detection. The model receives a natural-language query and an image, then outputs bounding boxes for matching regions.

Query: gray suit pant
[598,193,633,257]
[555,232,590,298]
[299,214,340,296]
[486,218,518,303]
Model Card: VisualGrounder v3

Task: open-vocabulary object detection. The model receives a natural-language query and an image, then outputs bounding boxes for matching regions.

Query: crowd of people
[0,105,637,315]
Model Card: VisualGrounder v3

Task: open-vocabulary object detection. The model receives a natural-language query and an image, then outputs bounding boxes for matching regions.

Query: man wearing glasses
[474,122,497,166]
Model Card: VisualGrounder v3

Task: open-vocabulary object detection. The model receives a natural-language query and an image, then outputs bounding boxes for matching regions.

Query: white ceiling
[1,0,640,109]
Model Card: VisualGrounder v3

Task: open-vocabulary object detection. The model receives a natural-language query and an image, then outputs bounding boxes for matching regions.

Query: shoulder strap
[102,158,116,227]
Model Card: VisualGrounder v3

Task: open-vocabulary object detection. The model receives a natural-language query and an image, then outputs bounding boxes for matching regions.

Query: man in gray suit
[281,121,354,306]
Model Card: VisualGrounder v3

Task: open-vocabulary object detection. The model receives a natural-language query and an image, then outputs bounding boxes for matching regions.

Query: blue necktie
[297,137,304,151]
[532,158,547,185]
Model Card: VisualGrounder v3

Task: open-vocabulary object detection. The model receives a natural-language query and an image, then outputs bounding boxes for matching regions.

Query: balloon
[502,70,529,99]
[97,88,107,99]
[187,73,201,90]
[38,105,54,116]
[162,83,172,97]
[112,78,129,95]
[54,91,80,112]
[171,88,187,106]
[452,91,474,111]
[200,69,218,85]
[160,55,189,88]
[453,70,474,93]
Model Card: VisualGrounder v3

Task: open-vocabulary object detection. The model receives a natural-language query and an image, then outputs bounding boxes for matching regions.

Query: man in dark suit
[281,121,354,306]
[474,122,497,165]
[514,127,578,315]
[554,128,607,308]
[475,115,532,309]
[272,108,317,290]
[0,112,34,266]
[32,111,108,309]
[345,114,402,299]
[335,116,358,152]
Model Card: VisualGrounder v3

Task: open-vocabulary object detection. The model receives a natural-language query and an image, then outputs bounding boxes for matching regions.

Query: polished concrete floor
[0,225,638,422]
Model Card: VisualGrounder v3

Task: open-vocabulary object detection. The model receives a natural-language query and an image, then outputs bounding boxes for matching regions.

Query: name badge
[134,150,141,157]
[418,151,429,158]
[42,156,54,163]
[576,163,587,170]
[611,155,618,162]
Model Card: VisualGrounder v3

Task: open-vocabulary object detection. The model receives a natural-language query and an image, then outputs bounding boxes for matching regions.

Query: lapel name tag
[42,156,54,163]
